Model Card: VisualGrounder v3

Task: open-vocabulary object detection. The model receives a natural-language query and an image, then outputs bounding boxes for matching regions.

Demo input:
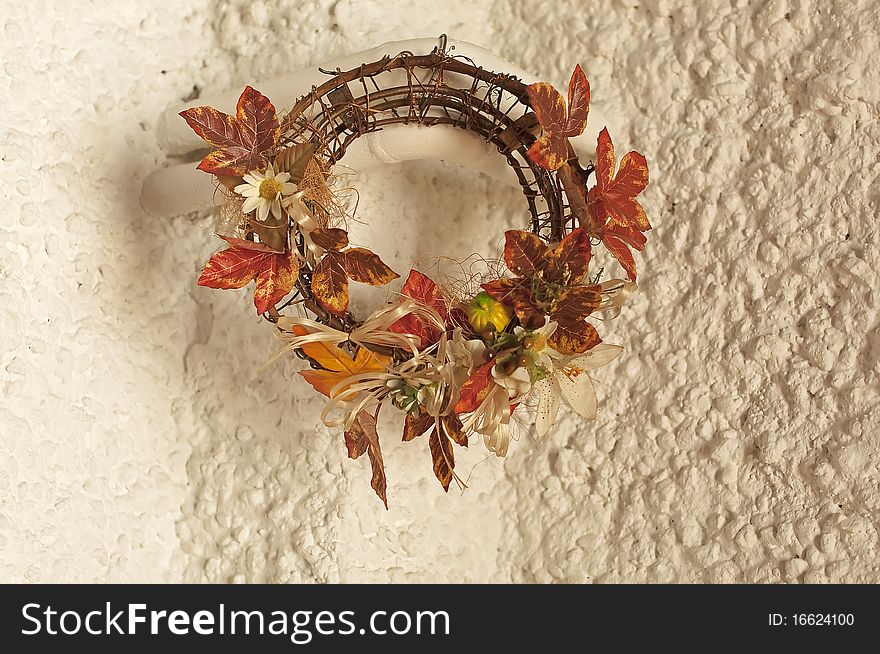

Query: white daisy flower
[234,164,297,222]
[532,344,623,437]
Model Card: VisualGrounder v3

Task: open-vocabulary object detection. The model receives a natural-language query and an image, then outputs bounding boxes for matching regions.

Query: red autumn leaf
[342,248,399,285]
[180,86,280,176]
[310,227,349,251]
[198,236,298,314]
[389,270,450,348]
[454,360,496,414]
[311,251,349,316]
[217,234,284,253]
[447,306,470,331]
[588,127,650,231]
[587,128,651,281]
[526,65,590,170]
[603,224,647,281]
[344,410,388,508]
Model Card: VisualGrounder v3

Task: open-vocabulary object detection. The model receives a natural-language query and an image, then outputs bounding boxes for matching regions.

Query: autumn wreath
[180,43,650,506]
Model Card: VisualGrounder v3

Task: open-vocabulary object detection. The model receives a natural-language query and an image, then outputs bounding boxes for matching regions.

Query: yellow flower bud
[466,291,513,333]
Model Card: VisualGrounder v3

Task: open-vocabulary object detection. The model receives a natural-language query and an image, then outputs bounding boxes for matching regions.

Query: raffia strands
[268,299,449,429]
[217,191,247,236]
[412,254,510,310]
[297,156,336,228]
[278,298,444,357]
[321,329,466,431]
[595,278,637,320]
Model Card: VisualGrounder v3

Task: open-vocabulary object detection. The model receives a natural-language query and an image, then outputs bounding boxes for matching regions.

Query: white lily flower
[515,318,564,368]
[448,329,488,383]
[491,364,532,399]
[235,164,297,221]
[532,344,624,437]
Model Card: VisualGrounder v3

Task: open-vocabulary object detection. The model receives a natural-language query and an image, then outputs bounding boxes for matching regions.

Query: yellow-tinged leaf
[342,248,399,286]
[197,237,298,314]
[311,251,349,316]
[293,325,391,396]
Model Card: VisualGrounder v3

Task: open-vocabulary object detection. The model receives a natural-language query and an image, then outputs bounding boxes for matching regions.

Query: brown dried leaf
[548,315,601,355]
[344,410,388,508]
[273,142,317,185]
[311,251,349,316]
[429,426,455,492]
[403,410,434,442]
[249,216,288,253]
[443,413,468,448]
[342,248,399,286]
[217,175,243,191]
[310,227,349,252]
[553,285,602,323]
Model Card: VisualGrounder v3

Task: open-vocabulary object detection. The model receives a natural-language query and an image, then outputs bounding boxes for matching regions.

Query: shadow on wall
[172,157,522,582]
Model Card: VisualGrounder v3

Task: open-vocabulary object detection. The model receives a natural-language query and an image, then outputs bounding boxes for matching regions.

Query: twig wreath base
[180,36,651,506]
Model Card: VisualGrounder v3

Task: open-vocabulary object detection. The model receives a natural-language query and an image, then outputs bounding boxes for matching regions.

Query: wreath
[179,39,650,506]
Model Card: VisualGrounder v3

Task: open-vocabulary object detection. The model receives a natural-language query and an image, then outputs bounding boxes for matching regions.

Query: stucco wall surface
[1,0,878,583]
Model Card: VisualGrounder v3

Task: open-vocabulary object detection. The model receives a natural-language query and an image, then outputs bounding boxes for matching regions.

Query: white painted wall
[1,0,878,583]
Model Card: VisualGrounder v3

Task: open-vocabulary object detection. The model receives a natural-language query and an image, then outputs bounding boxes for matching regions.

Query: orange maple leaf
[293,325,391,396]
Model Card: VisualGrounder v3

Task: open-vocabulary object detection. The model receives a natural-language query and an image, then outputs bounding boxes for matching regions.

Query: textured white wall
[1,0,878,583]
